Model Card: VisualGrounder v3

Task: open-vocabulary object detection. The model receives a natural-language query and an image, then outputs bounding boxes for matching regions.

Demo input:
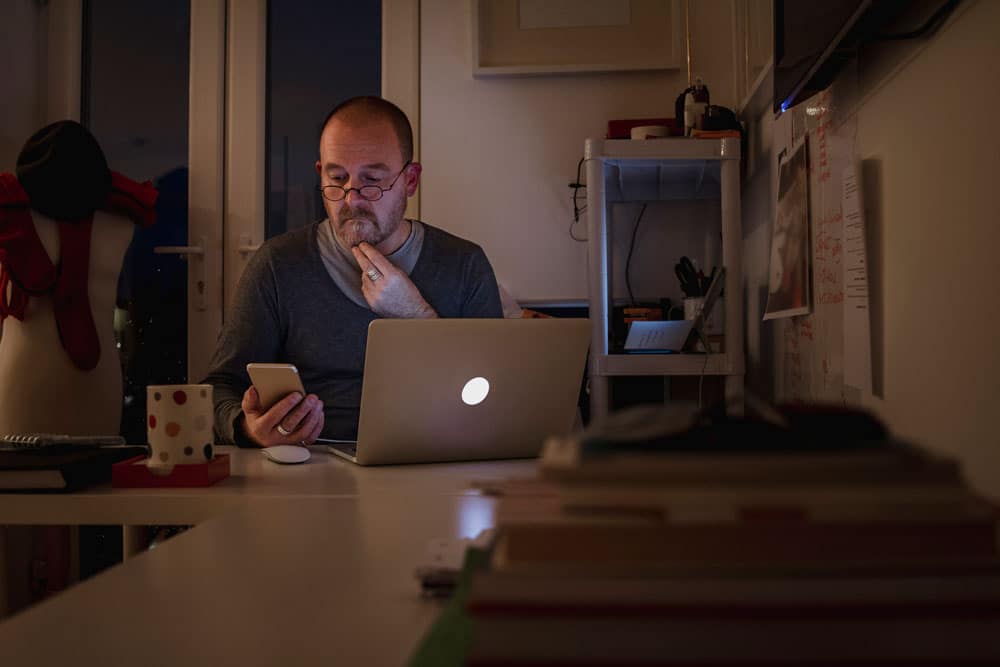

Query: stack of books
[454,410,1000,666]
[0,434,146,492]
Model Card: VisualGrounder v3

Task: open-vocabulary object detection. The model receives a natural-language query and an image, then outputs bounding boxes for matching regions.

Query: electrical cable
[568,157,588,242]
[877,0,960,40]
[568,208,587,241]
[697,345,710,410]
[624,204,648,306]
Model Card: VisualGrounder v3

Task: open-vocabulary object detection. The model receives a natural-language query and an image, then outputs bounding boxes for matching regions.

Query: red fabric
[53,220,100,370]
[106,171,158,228]
[0,274,29,320]
[0,174,58,320]
[0,171,158,371]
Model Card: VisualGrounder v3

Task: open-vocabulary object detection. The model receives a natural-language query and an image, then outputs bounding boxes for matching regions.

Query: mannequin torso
[0,210,134,435]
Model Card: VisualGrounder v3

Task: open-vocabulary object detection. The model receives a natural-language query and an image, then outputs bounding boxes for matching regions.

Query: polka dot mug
[146,384,215,475]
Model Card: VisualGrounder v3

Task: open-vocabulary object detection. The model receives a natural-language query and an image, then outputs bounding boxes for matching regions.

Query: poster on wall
[764,136,811,320]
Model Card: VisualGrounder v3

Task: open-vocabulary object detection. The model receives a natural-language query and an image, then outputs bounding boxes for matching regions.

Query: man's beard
[332,195,406,249]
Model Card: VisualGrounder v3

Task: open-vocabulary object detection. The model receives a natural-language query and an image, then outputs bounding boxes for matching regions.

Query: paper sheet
[624,320,694,351]
[842,164,872,391]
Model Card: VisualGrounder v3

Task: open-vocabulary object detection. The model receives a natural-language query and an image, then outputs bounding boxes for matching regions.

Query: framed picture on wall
[471,0,684,77]
[764,135,811,320]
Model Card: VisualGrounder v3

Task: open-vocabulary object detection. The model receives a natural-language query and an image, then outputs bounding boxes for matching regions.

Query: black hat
[15,120,112,221]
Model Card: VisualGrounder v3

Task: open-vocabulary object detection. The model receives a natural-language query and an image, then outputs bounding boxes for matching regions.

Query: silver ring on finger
[276,424,292,437]
[366,268,382,282]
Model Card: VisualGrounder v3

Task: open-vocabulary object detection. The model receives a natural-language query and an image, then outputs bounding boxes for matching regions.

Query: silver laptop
[623,267,726,353]
[323,318,591,465]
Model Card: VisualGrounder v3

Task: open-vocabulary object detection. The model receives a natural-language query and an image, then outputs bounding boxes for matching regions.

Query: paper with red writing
[842,164,872,392]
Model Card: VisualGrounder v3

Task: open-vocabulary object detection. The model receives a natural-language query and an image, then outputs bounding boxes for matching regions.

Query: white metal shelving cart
[584,137,744,419]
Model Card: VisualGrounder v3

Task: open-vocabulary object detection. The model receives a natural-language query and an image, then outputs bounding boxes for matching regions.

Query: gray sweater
[202,221,502,444]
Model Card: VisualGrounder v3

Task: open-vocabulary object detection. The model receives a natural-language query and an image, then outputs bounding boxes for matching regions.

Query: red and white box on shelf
[112,454,230,488]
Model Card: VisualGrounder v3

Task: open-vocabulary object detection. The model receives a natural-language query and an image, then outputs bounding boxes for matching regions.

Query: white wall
[855,0,1000,496]
[742,0,1000,497]
[0,1,45,617]
[0,0,43,171]
[420,0,737,303]
[0,0,82,170]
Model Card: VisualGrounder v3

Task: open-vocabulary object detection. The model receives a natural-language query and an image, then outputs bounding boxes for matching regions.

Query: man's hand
[352,242,438,318]
[240,386,325,447]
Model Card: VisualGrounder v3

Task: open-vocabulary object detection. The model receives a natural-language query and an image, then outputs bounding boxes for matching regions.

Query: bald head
[319,96,413,164]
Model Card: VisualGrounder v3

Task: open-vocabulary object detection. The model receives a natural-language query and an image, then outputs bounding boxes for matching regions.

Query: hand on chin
[339,219,380,248]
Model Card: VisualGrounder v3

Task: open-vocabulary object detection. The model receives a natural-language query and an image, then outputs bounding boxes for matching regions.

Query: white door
[66,0,417,441]
[80,0,224,442]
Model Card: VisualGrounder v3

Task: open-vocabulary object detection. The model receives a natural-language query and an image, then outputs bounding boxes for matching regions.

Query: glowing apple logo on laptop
[461,377,490,406]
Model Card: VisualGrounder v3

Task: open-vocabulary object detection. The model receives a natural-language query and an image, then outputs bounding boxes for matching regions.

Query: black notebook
[0,446,148,492]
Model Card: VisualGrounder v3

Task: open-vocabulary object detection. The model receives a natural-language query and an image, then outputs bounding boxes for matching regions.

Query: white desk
[0,446,537,526]
[0,494,497,666]
[0,448,538,661]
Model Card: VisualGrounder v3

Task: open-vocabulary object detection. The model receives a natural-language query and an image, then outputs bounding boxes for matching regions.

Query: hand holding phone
[246,363,306,410]
[243,363,324,447]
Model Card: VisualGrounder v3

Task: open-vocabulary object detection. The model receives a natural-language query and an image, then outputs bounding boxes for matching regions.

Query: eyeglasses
[317,160,411,202]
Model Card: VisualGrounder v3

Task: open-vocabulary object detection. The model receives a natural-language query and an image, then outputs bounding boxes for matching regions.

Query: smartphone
[246,363,306,411]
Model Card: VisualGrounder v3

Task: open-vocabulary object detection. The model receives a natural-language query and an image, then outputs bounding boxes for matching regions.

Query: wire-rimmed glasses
[317,160,411,202]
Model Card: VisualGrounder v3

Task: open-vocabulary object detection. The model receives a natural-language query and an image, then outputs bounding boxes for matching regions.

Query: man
[203,96,502,447]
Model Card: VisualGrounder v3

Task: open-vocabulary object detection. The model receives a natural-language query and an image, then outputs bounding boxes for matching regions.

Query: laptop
[322,318,591,465]
[623,267,726,353]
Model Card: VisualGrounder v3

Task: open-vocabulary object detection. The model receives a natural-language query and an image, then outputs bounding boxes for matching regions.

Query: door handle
[237,234,261,255]
[153,236,208,311]
[153,244,204,257]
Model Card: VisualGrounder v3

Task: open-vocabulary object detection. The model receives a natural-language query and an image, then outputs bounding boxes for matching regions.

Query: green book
[408,545,491,667]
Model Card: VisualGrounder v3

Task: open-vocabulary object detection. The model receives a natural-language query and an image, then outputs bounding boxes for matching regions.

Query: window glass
[84,0,191,442]
[266,1,381,237]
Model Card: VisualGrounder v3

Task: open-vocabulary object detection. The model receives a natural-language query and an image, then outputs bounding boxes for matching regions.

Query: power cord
[624,203,648,305]
[694,273,722,409]
[877,0,960,40]
[698,347,710,410]
[568,157,588,242]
